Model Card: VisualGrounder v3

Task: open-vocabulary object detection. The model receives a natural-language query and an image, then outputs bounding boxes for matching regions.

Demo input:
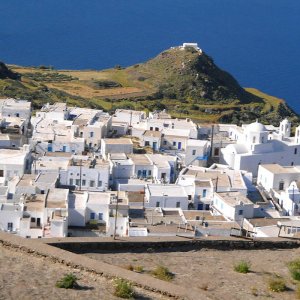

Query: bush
[288,259,300,280]
[134,265,144,273]
[268,277,287,292]
[55,273,79,289]
[234,261,251,274]
[114,278,135,299]
[151,265,174,281]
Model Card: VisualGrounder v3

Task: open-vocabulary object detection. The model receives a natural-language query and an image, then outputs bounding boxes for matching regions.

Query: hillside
[0,46,299,125]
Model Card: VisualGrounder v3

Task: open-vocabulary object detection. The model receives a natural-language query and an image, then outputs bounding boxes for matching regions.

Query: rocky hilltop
[128,46,259,104]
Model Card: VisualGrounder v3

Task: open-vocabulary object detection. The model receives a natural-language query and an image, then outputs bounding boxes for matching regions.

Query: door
[153,142,157,151]
[7,222,13,231]
[178,142,182,150]
[62,146,67,152]
[37,218,41,227]
[198,203,203,210]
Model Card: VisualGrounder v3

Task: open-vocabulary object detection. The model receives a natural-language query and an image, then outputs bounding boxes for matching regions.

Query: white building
[221,120,300,177]
[212,192,255,221]
[184,139,210,167]
[177,165,248,210]
[145,184,189,210]
[0,145,31,186]
[101,138,133,159]
[60,156,110,192]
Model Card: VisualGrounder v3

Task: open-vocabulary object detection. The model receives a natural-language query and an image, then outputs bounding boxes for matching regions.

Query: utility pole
[113,193,119,240]
[210,124,214,159]
[79,159,82,191]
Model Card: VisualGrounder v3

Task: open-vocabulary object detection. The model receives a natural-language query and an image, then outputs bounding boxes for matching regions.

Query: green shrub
[268,277,287,292]
[234,261,251,274]
[55,273,79,289]
[151,265,174,281]
[114,278,135,299]
[288,259,300,280]
[134,265,144,273]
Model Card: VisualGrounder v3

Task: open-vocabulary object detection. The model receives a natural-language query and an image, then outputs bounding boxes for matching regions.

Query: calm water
[0,0,299,113]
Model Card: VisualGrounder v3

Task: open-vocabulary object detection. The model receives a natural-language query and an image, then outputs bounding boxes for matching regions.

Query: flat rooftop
[260,164,300,174]
[216,192,253,206]
[128,154,152,166]
[103,138,133,145]
[46,188,68,208]
[147,184,187,197]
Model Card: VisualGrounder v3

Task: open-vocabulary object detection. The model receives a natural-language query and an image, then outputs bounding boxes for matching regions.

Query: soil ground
[85,247,300,300]
[0,244,168,300]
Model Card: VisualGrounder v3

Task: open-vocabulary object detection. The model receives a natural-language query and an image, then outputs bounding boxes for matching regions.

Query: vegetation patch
[55,273,79,289]
[113,278,135,299]
[151,265,174,281]
[288,259,300,281]
[234,261,251,274]
[268,276,287,293]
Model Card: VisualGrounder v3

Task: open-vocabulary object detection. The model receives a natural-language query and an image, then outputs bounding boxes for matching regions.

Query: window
[192,150,196,155]
[90,132,94,138]
[98,181,102,187]
[156,201,160,207]
[148,170,152,176]
[214,148,220,156]
[137,170,142,177]
[150,127,153,131]
[295,148,298,155]
[31,217,36,223]
[69,179,73,185]
[82,179,86,186]
[7,223,13,231]
[90,212,95,219]
[0,170,4,177]
[252,136,256,144]
[90,180,95,187]
[145,141,150,146]
[238,209,243,216]
[176,202,180,208]
[98,213,103,220]
[173,141,176,146]
[291,162,294,166]
[202,189,207,198]
[163,141,167,145]
[155,127,159,131]
[188,195,192,200]
[16,113,19,117]
[279,181,284,190]
[75,179,80,186]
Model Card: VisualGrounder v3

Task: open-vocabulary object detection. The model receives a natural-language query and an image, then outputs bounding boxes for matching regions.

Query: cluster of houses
[1,97,300,239]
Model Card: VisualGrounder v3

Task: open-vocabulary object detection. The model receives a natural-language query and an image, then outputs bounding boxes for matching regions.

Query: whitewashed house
[0,145,31,186]
[101,138,133,159]
[221,119,300,177]
[140,130,162,151]
[59,156,110,192]
[144,184,188,209]
[212,191,255,221]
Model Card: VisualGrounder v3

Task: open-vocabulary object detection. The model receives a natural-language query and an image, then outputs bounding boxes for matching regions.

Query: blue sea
[0,0,299,113]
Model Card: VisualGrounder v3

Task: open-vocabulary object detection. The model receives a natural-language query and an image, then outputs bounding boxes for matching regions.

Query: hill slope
[1,47,299,125]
